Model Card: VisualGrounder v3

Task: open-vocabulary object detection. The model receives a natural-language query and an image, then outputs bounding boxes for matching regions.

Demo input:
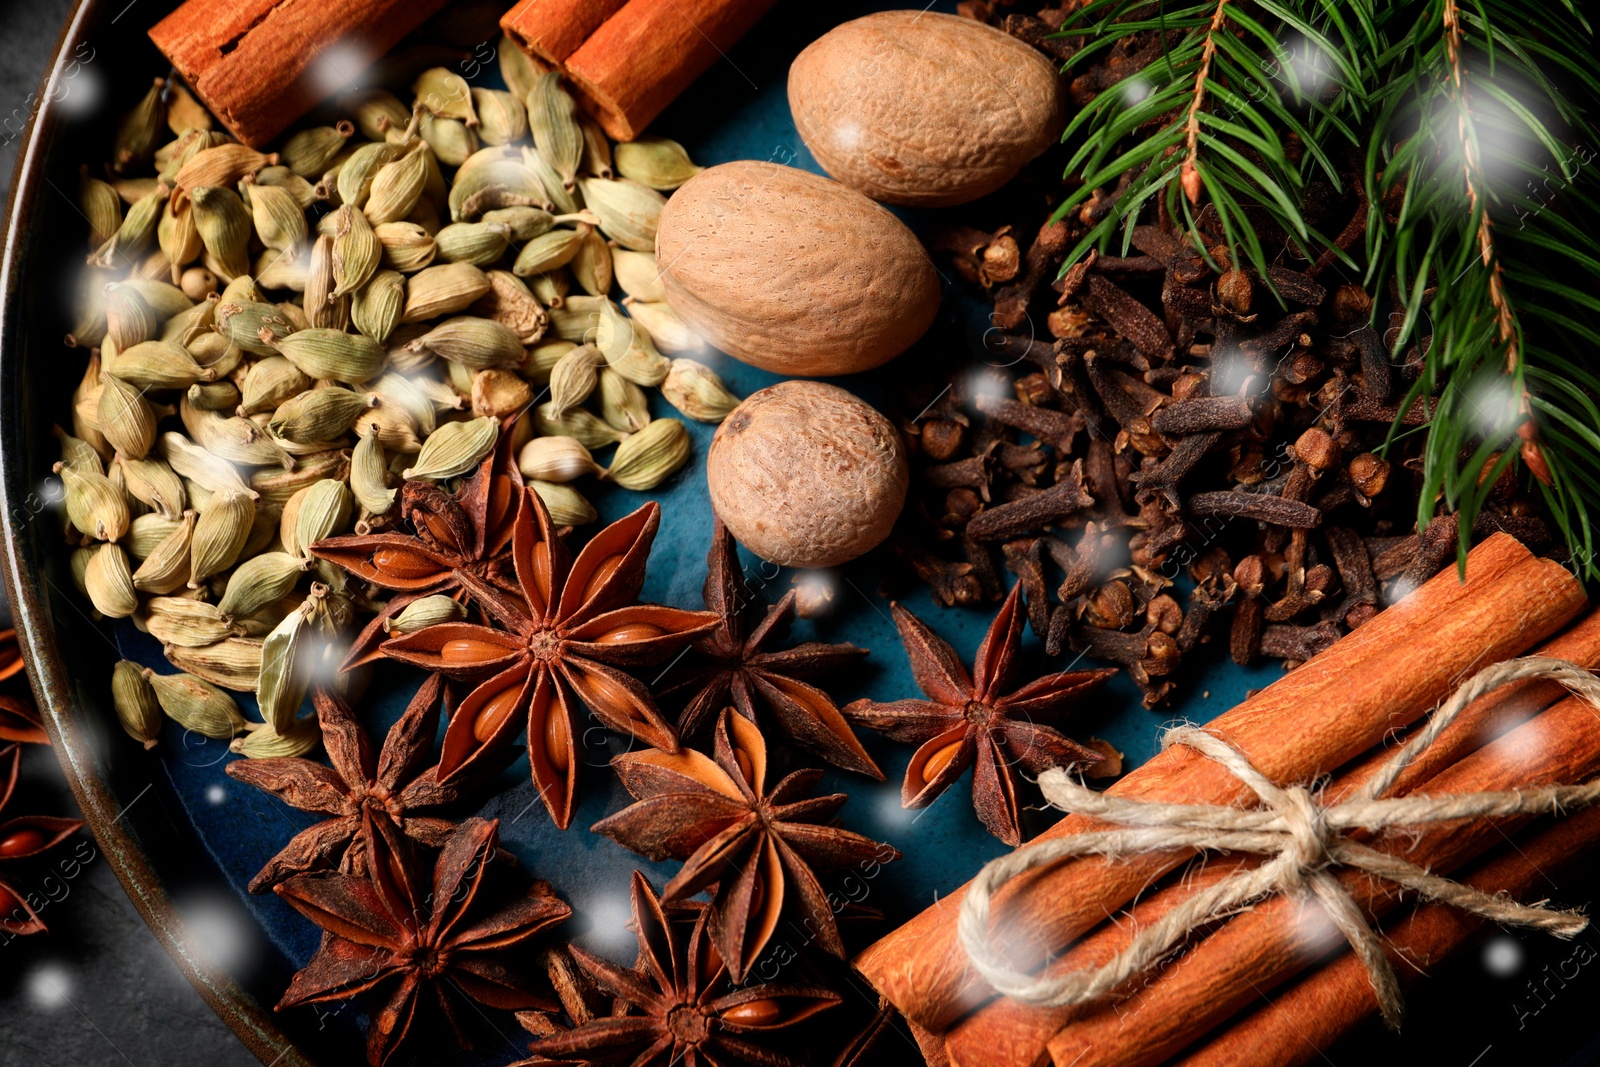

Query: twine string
[957,656,1600,1028]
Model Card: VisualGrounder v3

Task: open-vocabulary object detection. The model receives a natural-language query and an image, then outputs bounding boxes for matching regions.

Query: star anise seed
[660,520,882,779]
[381,489,720,829]
[594,707,899,982]
[844,584,1114,847]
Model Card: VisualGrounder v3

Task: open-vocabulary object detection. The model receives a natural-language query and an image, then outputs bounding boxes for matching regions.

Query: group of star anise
[232,436,1111,1066]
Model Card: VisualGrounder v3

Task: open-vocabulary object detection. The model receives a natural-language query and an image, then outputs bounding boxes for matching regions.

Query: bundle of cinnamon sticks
[855,533,1600,1065]
[500,0,777,141]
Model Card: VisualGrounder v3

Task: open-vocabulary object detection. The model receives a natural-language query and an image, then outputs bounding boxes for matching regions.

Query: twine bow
[958,656,1600,1028]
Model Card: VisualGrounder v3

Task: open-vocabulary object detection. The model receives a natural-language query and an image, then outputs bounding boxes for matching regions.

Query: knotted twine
[958,656,1600,1028]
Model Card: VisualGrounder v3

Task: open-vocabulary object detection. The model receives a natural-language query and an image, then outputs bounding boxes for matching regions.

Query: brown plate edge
[0,4,319,1065]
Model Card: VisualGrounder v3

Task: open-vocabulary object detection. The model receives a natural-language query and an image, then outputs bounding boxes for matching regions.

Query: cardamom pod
[414,67,478,125]
[351,424,397,515]
[54,426,104,476]
[402,262,492,323]
[123,278,195,321]
[406,316,523,369]
[626,299,702,355]
[527,72,584,188]
[596,302,669,385]
[385,594,467,635]
[163,638,264,692]
[268,387,376,443]
[219,300,297,356]
[342,90,412,144]
[605,418,691,491]
[528,269,570,310]
[219,274,265,306]
[98,373,159,459]
[570,227,613,297]
[331,204,381,300]
[305,233,351,331]
[218,552,310,621]
[614,136,703,191]
[90,185,166,269]
[255,602,312,732]
[370,373,439,433]
[250,450,348,509]
[580,178,665,252]
[579,114,614,179]
[187,379,241,412]
[255,165,319,209]
[158,200,204,284]
[172,144,277,200]
[535,401,628,449]
[337,141,405,208]
[111,660,162,749]
[418,112,479,168]
[70,546,93,598]
[522,146,580,214]
[231,716,321,759]
[103,285,160,354]
[529,480,597,526]
[375,221,438,273]
[352,270,405,344]
[144,597,235,647]
[449,155,550,222]
[473,87,528,147]
[661,358,741,423]
[286,479,354,557]
[479,270,549,344]
[111,340,214,390]
[434,221,513,267]
[181,401,294,469]
[403,416,499,480]
[479,206,554,242]
[239,355,313,416]
[246,181,308,254]
[604,250,656,305]
[81,173,123,250]
[114,455,186,519]
[272,329,386,383]
[132,510,196,593]
[145,669,248,739]
[548,344,605,417]
[113,77,167,173]
[191,185,253,280]
[365,141,431,226]
[190,489,256,588]
[522,339,574,382]
[282,121,356,179]
[518,435,602,483]
[499,34,542,99]
[161,432,255,497]
[512,224,588,278]
[68,266,109,348]
[85,543,138,618]
[353,406,425,454]
[598,367,652,433]
[164,83,212,136]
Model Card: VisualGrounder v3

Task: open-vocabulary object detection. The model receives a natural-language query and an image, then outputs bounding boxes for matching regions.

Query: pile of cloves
[882,2,1559,707]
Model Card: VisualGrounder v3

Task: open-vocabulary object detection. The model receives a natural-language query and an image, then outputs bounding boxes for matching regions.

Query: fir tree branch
[1180,0,1236,205]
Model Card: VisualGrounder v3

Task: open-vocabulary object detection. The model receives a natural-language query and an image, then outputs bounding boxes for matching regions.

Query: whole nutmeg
[1293,426,1340,471]
[1347,452,1390,498]
[707,381,909,568]
[788,12,1067,207]
[656,162,939,376]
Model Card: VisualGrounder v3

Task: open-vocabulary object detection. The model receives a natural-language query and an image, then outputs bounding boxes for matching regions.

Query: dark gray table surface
[4,3,1600,1067]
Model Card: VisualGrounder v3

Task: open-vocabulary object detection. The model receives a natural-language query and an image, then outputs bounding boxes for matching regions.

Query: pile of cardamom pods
[61,42,740,761]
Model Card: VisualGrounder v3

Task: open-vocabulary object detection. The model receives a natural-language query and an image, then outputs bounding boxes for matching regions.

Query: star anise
[518,871,840,1067]
[593,707,899,982]
[313,427,524,667]
[381,489,721,829]
[659,520,881,779]
[0,743,83,935]
[227,674,504,892]
[276,812,570,1067]
[843,584,1114,846]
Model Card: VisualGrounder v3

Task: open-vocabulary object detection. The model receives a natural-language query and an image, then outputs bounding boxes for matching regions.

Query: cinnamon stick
[562,0,778,142]
[150,0,451,148]
[1044,680,1600,1067]
[941,607,1600,1067]
[1176,804,1600,1067]
[946,609,1600,1066]
[853,534,1582,1031]
[500,0,629,65]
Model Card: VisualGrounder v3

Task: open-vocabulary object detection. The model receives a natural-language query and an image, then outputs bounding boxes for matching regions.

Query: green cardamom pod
[245,181,308,254]
[598,367,652,433]
[239,355,314,416]
[132,509,196,593]
[231,716,321,759]
[145,669,248,739]
[305,234,350,331]
[269,387,376,443]
[528,269,571,310]
[522,146,580,214]
[529,480,597,526]
[401,262,491,324]
[418,112,478,168]
[375,221,438,273]
[123,278,194,321]
[104,284,160,352]
[414,68,478,126]
[385,594,467,635]
[190,489,256,588]
[218,552,310,621]
[547,343,605,418]
[526,72,583,191]
[365,142,431,226]
[255,602,312,732]
[406,316,523,369]
[111,340,214,391]
[163,637,264,692]
[143,597,235,647]
[250,450,347,509]
[187,379,241,412]
[580,114,614,179]
[160,432,255,497]
[282,121,355,179]
[614,136,703,191]
[331,205,380,300]
[596,302,669,386]
[337,141,404,209]
[580,178,665,252]
[111,660,162,749]
[351,424,397,516]
[370,373,439,434]
[126,513,180,559]
[272,329,386,383]
[434,221,513,267]
[353,406,425,455]
[85,543,139,617]
[54,426,104,476]
[219,300,297,356]
[114,455,187,519]
[342,90,411,144]
[403,416,499,480]
[97,373,159,459]
[512,224,588,278]
[518,435,602,483]
[90,185,167,269]
[534,401,628,450]
[158,200,204,284]
[290,479,353,557]
[255,165,320,209]
[570,227,613,297]
[473,87,528,147]
[82,173,123,250]
[191,185,253,280]
[626,299,702,355]
[352,270,405,345]
[113,77,167,173]
[181,401,294,469]
[604,418,691,491]
[450,162,551,224]
[661,358,740,423]
[499,35,541,100]
[522,339,574,382]
[611,249,665,303]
